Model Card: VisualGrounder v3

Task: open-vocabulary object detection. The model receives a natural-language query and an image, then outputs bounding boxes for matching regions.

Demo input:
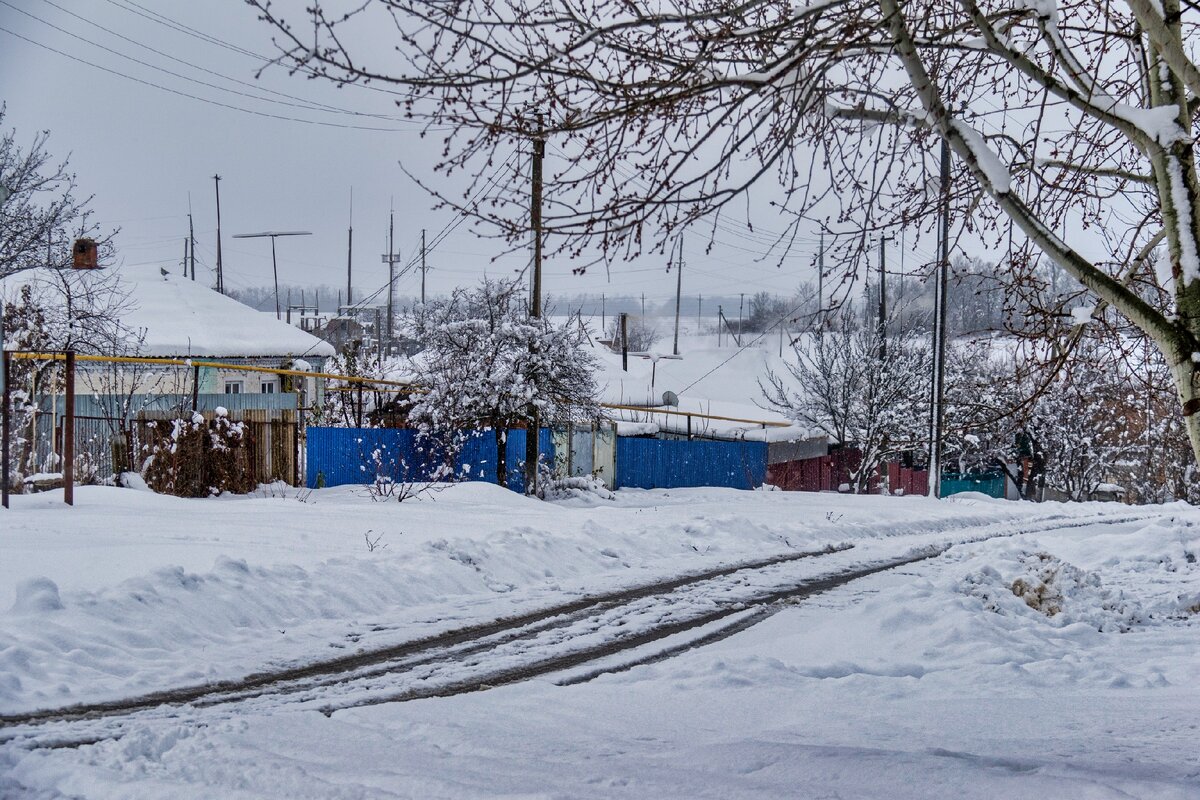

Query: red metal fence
[767,448,928,495]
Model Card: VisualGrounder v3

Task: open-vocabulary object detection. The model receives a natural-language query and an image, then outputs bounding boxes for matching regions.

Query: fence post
[293,414,301,487]
[2,350,10,509]
[64,350,74,506]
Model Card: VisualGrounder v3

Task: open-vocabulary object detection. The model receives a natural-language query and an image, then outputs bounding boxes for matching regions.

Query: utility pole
[531,124,545,316]
[672,235,684,356]
[878,235,888,359]
[928,140,951,499]
[620,312,629,371]
[388,206,395,346]
[380,203,402,350]
[601,293,606,331]
[374,308,382,368]
[346,188,354,307]
[232,231,311,320]
[526,120,546,496]
[188,209,196,282]
[213,174,224,294]
[737,293,745,343]
[181,237,188,278]
[420,228,427,305]
[817,232,825,330]
[641,292,645,318]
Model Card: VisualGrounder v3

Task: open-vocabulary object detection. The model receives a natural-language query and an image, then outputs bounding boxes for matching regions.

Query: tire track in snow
[0,510,1158,749]
[0,542,851,733]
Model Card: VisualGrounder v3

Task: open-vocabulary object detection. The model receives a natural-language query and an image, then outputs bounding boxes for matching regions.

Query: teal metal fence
[940,471,1006,499]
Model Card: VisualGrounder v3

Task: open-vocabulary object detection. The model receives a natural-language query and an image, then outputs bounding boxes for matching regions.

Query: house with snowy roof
[1,262,336,410]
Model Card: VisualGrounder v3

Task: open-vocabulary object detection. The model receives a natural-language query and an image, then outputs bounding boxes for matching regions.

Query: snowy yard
[1,484,1198,798]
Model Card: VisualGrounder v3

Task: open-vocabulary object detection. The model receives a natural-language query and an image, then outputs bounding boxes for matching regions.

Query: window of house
[261,381,276,394]
[224,381,243,394]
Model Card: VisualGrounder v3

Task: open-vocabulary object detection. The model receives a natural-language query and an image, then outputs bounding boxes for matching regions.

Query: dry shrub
[141,411,256,497]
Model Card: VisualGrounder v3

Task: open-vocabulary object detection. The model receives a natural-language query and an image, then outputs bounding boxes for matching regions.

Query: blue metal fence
[308,427,770,493]
[615,437,766,490]
[306,427,553,494]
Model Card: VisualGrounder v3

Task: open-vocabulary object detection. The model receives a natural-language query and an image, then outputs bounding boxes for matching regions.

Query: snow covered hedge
[140,409,255,497]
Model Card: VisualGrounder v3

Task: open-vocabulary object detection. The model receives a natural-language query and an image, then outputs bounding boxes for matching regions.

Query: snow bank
[0,483,1047,713]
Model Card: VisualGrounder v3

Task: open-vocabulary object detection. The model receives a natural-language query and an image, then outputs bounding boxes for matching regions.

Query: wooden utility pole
[213,174,225,294]
[601,293,606,331]
[878,235,888,359]
[420,228,427,305]
[672,235,684,356]
[531,126,545,316]
[817,232,825,329]
[526,122,546,495]
[928,140,951,498]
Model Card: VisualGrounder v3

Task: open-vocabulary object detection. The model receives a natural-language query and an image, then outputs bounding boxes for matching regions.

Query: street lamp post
[232,231,312,320]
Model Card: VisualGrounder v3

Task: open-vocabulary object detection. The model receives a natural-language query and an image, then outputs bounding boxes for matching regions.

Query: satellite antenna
[662,390,679,407]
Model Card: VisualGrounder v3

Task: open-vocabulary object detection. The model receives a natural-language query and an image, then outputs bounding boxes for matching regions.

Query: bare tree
[761,325,930,493]
[0,266,166,484]
[251,1,1200,470]
[607,315,659,353]
[0,106,112,278]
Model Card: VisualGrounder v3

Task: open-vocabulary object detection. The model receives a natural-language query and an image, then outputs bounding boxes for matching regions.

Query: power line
[0,25,425,133]
[30,0,416,123]
[289,152,524,358]
[101,0,420,105]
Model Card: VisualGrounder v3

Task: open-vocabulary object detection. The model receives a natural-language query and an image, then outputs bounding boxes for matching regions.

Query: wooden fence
[135,408,299,486]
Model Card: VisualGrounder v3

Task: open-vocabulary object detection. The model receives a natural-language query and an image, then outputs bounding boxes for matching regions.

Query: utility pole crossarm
[232,231,312,321]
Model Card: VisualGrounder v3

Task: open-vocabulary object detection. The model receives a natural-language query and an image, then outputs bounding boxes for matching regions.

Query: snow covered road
[1,485,1197,797]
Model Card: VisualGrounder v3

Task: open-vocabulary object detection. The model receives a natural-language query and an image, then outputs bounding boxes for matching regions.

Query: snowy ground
[1,483,1198,798]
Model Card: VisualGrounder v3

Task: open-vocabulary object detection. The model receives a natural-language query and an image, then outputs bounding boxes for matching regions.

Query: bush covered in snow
[140,410,256,497]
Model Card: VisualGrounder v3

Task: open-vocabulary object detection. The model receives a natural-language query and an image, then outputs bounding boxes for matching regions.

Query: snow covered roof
[1,264,335,359]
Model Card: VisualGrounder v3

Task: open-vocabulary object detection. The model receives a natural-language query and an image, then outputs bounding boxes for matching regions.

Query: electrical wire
[0,25,424,133]
[289,152,525,358]
[29,0,417,123]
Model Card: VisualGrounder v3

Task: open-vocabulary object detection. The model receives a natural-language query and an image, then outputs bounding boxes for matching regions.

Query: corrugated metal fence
[615,437,766,490]
[307,427,769,492]
[306,427,554,494]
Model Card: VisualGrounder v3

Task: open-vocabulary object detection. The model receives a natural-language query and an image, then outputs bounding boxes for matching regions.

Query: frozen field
[1,483,1198,798]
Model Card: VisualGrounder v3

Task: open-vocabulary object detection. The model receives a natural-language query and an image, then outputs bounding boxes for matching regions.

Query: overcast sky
[0,0,948,311]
